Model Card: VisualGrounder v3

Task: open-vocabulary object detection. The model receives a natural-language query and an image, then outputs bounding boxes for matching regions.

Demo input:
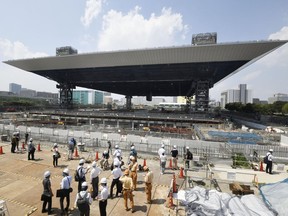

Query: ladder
[0,200,10,216]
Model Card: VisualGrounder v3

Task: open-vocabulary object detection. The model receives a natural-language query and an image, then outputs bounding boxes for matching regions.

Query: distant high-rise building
[9,83,22,95]
[220,84,252,108]
[268,93,288,104]
[95,91,104,105]
[20,88,36,97]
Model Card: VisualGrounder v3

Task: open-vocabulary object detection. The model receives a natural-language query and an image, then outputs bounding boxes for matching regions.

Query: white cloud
[81,0,103,27]
[97,7,188,51]
[0,38,56,92]
[268,26,288,40]
[0,38,47,60]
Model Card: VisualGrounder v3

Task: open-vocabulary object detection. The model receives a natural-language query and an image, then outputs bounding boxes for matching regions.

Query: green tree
[282,103,288,114]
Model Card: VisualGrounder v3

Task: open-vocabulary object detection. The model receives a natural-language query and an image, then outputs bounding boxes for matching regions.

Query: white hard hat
[116,152,121,157]
[104,150,108,154]
[114,161,120,166]
[63,168,69,174]
[131,146,135,150]
[53,143,58,147]
[92,161,97,167]
[173,145,177,149]
[269,149,273,152]
[100,178,107,184]
[29,138,33,142]
[186,146,189,149]
[44,171,51,178]
[81,181,88,187]
[79,159,85,164]
[115,145,119,149]
[161,144,165,148]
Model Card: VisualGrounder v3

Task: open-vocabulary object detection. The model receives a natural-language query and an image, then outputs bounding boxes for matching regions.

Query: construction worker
[112,152,123,170]
[90,161,101,200]
[59,168,72,215]
[41,171,54,214]
[113,145,122,158]
[171,145,178,170]
[130,145,137,161]
[110,161,122,198]
[143,166,153,204]
[185,147,193,169]
[160,152,167,175]
[28,138,36,160]
[77,159,90,193]
[74,181,92,216]
[129,156,138,190]
[158,144,165,171]
[266,149,274,174]
[100,150,110,170]
[11,132,17,153]
[98,178,109,216]
[120,169,134,212]
[107,140,112,155]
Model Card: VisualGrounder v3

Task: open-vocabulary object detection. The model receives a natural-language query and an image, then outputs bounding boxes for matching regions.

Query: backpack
[263,154,270,164]
[74,168,80,182]
[77,193,89,212]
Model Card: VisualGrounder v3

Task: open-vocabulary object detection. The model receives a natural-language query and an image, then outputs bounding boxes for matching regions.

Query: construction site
[0,110,288,216]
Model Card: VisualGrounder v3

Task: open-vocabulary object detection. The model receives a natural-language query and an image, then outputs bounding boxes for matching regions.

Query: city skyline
[1,0,288,101]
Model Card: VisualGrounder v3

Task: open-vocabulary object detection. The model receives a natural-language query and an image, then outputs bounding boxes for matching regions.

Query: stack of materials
[177,186,276,216]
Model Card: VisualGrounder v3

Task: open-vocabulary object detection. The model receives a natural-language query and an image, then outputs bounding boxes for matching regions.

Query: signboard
[192,32,217,45]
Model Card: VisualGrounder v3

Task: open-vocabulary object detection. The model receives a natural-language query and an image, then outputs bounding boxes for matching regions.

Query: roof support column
[195,81,210,111]
[125,95,132,110]
[56,83,75,109]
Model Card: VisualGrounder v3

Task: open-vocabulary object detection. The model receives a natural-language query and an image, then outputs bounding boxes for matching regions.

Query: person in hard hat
[98,178,109,216]
[90,161,101,200]
[113,145,122,158]
[185,146,193,169]
[128,156,138,190]
[77,159,90,193]
[171,145,179,170]
[158,144,165,171]
[130,145,137,161]
[143,166,154,204]
[107,140,112,155]
[51,143,60,167]
[59,168,72,215]
[160,152,167,175]
[28,138,36,160]
[11,132,17,153]
[119,169,134,212]
[100,150,110,170]
[112,152,123,170]
[15,131,20,151]
[266,149,274,174]
[68,138,76,160]
[41,171,54,214]
[110,161,122,198]
[74,181,92,216]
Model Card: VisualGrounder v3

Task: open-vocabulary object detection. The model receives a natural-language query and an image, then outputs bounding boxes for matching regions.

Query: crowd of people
[36,140,155,216]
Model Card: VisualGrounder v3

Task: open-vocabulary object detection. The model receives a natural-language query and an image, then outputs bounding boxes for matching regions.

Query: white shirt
[158,147,165,157]
[99,186,109,200]
[111,167,122,179]
[90,167,101,183]
[77,165,87,179]
[113,149,122,158]
[160,154,167,162]
[60,176,72,189]
[113,157,121,166]
[267,152,273,161]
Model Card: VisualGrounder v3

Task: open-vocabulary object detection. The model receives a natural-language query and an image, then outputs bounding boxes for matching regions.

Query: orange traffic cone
[95,151,99,161]
[260,161,264,172]
[179,167,184,178]
[169,158,172,169]
[37,143,41,151]
[74,147,79,157]
[143,159,146,167]
[166,191,175,209]
[172,174,177,193]
[0,146,3,154]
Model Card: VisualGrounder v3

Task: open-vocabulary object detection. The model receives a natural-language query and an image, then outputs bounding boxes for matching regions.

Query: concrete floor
[0,141,185,216]
[1,140,288,216]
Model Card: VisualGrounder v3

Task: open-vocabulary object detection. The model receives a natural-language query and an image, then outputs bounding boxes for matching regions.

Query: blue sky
[0,0,288,101]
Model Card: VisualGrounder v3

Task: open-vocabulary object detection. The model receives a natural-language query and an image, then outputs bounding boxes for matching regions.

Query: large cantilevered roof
[4,40,287,97]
